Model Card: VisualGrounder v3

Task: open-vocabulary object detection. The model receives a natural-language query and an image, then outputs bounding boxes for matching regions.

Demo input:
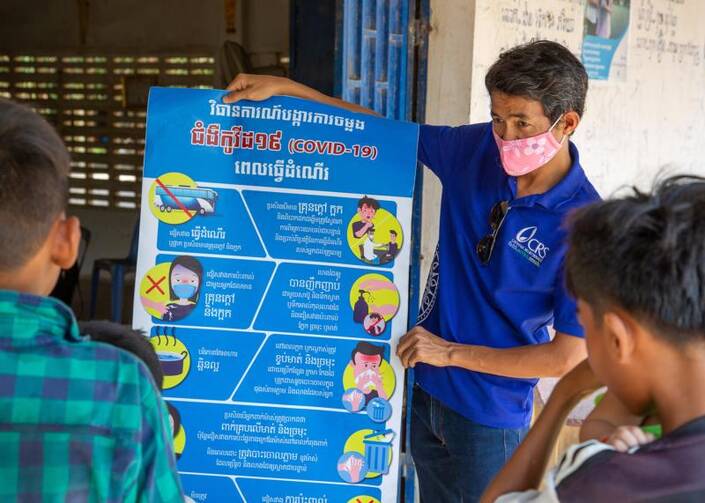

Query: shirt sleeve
[495,488,560,503]
[496,441,616,503]
[552,262,584,337]
[418,123,486,185]
[494,465,561,503]
[136,369,184,503]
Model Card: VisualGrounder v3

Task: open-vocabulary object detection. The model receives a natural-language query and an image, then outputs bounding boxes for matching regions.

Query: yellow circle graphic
[343,429,393,479]
[150,334,190,389]
[139,263,172,319]
[347,199,403,266]
[149,172,204,225]
[139,258,202,322]
[342,357,396,401]
[347,497,381,503]
[167,402,186,459]
[174,424,186,457]
[349,274,400,323]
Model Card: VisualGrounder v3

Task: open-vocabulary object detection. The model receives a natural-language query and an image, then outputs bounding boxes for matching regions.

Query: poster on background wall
[581,0,631,80]
[132,87,418,503]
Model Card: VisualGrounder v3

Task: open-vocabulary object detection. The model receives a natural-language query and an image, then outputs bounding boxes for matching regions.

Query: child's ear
[604,310,637,364]
[51,216,81,270]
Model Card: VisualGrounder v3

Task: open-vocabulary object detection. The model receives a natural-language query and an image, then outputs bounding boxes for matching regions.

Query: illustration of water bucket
[363,429,395,474]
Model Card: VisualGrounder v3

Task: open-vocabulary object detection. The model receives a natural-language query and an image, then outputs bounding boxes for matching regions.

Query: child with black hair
[349,341,388,405]
[352,196,380,239]
[0,98,182,502]
[79,320,164,389]
[383,229,399,263]
[483,176,705,502]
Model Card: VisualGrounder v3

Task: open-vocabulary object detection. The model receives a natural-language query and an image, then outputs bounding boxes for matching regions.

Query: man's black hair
[389,230,397,236]
[357,196,380,211]
[79,321,164,389]
[351,341,385,363]
[0,99,70,270]
[566,175,705,345]
[485,40,589,123]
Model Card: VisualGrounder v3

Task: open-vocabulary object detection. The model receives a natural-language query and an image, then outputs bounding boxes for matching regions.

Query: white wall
[469,0,705,196]
[420,0,476,288]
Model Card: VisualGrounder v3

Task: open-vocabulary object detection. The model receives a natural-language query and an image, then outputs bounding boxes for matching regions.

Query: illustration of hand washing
[342,388,366,413]
[337,452,368,483]
[338,429,396,483]
[350,274,399,337]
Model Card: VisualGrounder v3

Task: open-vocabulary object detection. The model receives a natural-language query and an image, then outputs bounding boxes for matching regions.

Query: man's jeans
[411,385,528,503]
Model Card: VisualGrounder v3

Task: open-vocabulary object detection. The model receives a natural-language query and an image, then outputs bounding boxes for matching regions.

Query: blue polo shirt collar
[505,141,586,209]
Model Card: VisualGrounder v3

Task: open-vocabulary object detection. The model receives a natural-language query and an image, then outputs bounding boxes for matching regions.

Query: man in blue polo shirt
[224,40,599,502]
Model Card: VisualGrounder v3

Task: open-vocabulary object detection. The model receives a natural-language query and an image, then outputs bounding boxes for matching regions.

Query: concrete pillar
[419,0,476,290]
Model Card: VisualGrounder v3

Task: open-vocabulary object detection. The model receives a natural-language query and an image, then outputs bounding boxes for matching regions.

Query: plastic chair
[50,226,92,309]
[89,219,139,322]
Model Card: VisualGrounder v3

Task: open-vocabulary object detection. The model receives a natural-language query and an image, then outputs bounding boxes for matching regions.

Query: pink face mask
[493,116,565,177]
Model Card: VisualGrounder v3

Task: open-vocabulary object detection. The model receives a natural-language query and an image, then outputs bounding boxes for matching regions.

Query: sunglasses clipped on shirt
[476,201,509,265]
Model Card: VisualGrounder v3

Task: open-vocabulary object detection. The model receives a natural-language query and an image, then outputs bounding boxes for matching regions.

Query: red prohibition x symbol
[156,177,195,218]
[146,274,166,295]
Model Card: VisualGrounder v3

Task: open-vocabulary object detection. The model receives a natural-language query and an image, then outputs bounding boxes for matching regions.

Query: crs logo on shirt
[508,226,550,266]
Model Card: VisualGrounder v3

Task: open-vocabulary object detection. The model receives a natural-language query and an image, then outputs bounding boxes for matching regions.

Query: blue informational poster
[581,0,631,81]
[133,87,419,503]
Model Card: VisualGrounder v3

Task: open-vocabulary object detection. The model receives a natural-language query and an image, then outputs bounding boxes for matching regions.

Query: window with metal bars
[0,53,215,210]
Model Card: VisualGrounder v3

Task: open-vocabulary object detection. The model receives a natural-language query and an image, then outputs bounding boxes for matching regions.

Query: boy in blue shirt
[225,40,599,501]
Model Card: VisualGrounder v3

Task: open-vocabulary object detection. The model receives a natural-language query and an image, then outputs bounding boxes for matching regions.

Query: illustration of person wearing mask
[142,256,203,322]
[164,256,202,322]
